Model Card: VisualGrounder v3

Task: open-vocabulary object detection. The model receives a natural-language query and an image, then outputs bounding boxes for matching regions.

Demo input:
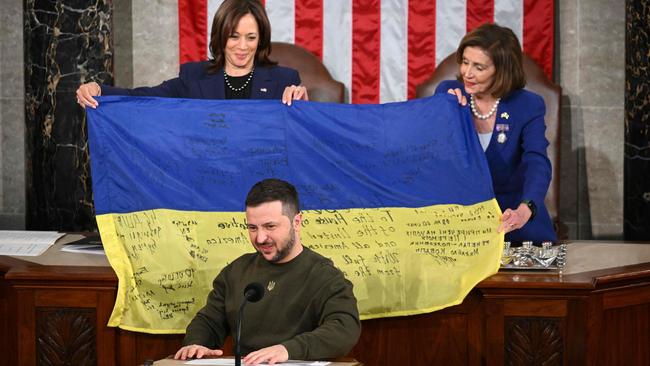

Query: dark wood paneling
[503,299,567,317]
[97,290,118,365]
[602,282,650,309]
[355,310,470,366]
[118,330,184,365]
[601,303,650,365]
[0,271,8,365]
[3,246,650,366]
[484,299,505,365]
[586,293,605,366]
[564,298,589,366]
[16,288,37,365]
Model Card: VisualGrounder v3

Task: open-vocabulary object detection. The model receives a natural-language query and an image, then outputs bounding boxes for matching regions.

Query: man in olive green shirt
[175,179,361,365]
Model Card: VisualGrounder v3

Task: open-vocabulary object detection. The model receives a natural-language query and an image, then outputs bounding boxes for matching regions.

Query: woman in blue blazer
[76,0,307,107]
[436,23,556,244]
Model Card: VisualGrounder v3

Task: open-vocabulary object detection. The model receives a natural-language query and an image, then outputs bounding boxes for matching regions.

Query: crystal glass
[556,244,568,271]
[500,241,513,265]
[499,241,567,270]
[512,242,535,267]
[534,241,558,268]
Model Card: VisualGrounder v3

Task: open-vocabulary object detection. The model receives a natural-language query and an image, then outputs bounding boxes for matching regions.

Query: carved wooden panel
[504,317,563,366]
[36,308,97,366]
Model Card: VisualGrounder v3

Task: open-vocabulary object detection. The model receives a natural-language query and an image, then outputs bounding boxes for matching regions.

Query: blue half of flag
[87,95,494,214]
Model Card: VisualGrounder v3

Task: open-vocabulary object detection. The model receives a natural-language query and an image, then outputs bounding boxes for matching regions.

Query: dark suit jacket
[101,61,301,100]
[436,80,556,243]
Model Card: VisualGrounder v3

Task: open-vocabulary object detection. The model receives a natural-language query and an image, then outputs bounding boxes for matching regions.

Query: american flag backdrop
[178,0,554,103]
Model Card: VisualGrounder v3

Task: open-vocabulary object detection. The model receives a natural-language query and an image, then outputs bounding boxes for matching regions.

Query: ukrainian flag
[87,95,502,333]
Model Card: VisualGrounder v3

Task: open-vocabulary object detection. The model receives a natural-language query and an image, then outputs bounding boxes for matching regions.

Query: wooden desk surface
[6,238,650,288]
[151,357,361,366]
[5,233,111,267]
[3,238,650,365]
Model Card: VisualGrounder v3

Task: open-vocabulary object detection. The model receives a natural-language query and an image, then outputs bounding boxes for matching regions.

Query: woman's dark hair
[455,23,526,98]
[206,0,276,74]
[245,179,300,219]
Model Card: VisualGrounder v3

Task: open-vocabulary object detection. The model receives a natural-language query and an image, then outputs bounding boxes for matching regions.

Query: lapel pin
[260,88,267,93]
[500,112,509,119]
[496,123,510,144]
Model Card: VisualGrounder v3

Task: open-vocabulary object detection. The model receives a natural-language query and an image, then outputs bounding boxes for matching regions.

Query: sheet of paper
[0,230,64,256]
[60,244,105,255]
[185,359,329,365]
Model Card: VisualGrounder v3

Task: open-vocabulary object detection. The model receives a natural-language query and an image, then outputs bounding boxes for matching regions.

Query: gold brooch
[267,281,276,291]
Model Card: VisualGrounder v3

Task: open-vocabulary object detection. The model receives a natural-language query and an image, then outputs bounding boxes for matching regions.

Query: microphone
[244,282,265,302]
[235,282,265,366]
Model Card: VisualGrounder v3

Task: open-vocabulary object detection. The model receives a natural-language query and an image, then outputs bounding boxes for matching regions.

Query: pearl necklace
[470,95,500,120]
[223,68,254,92]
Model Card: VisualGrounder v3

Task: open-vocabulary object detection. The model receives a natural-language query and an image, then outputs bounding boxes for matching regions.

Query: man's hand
[174,344,223,360]
[243,344,289,365]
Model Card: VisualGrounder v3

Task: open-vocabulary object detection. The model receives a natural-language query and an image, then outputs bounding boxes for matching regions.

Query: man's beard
[266,225,296,263]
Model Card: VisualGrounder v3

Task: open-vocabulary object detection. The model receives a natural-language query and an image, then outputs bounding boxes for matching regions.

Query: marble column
[558,0,625,239]
[624,0,650,239]
[24,0,113,230]
[0,1,26,229]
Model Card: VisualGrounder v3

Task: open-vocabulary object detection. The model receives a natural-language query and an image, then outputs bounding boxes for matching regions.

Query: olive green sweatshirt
[183,247,361,360]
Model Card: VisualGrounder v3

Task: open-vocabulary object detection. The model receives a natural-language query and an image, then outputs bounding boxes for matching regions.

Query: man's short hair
[245,179,300,218]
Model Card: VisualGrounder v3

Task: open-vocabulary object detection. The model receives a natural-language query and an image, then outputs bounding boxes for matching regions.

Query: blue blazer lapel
[250,67,277,99]
[486,99,510,156]
[197,71,225,99]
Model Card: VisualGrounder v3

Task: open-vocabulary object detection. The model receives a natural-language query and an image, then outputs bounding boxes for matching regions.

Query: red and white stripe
[179,0,553,103]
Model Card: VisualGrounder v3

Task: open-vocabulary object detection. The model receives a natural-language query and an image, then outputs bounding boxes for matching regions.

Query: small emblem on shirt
[267,281,275,291]
[260,88,268,93]
[500,112,510,119]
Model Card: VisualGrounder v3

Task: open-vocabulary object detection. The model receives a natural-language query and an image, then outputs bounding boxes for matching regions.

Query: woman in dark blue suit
[436,23,556,244]
[76,0,307,108]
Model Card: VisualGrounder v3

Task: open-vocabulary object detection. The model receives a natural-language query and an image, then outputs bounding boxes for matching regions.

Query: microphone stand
[235,283,264,366]
[235,302,248,366]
